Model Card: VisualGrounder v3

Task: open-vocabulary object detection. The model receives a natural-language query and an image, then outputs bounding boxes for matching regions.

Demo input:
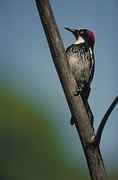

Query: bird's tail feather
[70,101,94,130]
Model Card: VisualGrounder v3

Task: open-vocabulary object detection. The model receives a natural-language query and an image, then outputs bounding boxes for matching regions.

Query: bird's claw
[74,87,82,96]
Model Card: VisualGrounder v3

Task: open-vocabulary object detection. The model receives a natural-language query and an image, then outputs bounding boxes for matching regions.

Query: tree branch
[35,0,108,179]
[93,96,118,146]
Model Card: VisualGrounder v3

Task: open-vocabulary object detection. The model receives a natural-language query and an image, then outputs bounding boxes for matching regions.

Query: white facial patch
[74,36,85,44]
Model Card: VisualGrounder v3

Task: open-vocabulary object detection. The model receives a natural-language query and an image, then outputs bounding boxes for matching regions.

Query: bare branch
[93,96,118,146]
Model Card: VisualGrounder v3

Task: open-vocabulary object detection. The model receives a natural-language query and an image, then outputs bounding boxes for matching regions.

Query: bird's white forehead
[78,28,85,31]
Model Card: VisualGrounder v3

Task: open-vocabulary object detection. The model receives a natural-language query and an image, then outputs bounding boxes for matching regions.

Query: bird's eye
[80,30,84,35]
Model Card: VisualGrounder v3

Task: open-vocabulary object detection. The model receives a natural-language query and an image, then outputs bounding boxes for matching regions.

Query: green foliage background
[0,86,86,180]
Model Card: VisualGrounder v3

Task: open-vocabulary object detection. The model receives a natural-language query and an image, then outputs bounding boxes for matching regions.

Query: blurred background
[0,0,118,179]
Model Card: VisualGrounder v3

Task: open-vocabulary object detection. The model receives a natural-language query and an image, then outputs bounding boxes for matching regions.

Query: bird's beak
[64,27,78,39]
[64,27,75,33]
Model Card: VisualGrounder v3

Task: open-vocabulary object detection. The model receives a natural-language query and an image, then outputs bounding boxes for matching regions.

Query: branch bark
[35,0,108,179]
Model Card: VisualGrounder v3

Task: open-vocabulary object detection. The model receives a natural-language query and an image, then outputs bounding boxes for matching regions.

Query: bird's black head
[65,27,95,49]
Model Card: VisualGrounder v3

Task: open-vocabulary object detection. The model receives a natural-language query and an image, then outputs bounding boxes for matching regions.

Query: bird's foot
[74,87,82,96]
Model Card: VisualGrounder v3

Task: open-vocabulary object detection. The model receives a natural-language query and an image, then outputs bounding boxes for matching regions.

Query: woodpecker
[65,27,95,126]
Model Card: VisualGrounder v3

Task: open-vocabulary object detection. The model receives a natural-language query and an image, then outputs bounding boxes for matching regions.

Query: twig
[93,96,118,146]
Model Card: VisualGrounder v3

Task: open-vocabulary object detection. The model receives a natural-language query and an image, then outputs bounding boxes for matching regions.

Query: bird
[65,27,95,127]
